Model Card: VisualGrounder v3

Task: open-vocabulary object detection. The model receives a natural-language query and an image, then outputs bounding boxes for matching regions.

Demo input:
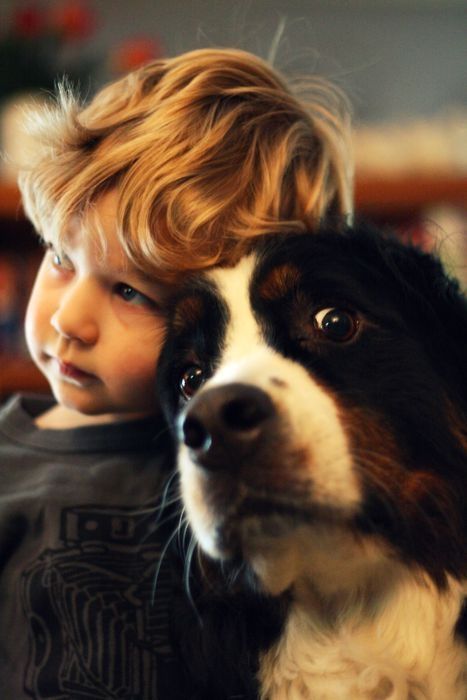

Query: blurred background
[0,0,466,398]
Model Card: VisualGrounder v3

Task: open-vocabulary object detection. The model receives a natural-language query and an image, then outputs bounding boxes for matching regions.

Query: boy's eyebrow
[112,267,159,285]
[110,265,173,296]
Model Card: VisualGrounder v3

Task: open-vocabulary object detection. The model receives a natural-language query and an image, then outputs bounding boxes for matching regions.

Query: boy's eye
[114,283,154,308]
[48,246,73,271]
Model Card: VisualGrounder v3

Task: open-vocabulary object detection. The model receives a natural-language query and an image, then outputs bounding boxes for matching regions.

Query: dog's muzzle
[180,383,276,471]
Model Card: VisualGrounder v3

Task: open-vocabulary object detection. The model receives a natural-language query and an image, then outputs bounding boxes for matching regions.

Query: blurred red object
[111,36,163,73]
[12,4,45,37]
[48,0,96,40]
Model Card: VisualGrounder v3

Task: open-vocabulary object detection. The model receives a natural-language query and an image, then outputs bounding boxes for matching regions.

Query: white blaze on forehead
[208,255,263,364]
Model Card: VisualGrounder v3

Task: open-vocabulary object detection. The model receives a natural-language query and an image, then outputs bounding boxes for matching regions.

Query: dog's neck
[291,564,401,630]
[259,570,466,700]
[247,523,409,613]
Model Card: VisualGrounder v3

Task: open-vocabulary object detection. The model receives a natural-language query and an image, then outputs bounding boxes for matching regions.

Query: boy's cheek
[24,268,56,343]
[107,344,161,392]
[24,294,44,360]
[112,364,159,413]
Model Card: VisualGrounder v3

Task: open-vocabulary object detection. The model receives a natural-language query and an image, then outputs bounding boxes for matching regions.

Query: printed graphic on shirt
[21,504,177,699]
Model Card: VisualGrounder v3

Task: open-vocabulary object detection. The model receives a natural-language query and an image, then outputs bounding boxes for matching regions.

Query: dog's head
[157,225,467,597]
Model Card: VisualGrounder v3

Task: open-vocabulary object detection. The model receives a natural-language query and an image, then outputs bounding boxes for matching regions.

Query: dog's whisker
[181,515,192,553]
[151,424,172,443]
[176,507,190,555]
[183,535,203,627]
[151,525,180,605]
[154,474,182,522]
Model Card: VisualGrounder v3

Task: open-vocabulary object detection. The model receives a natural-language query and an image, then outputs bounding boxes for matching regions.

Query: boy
[0,48,352,698]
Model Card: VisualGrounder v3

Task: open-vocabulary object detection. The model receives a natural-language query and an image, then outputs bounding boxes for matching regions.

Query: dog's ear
[377,230,467,406]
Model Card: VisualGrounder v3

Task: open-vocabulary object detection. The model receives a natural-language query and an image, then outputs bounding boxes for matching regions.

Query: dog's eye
[313,307,359,342]
[179,365,205,400]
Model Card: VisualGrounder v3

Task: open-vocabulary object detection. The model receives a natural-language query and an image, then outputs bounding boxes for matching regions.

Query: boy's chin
[37,403,151,429]
[42,377,157,427]
[48,383,103,416]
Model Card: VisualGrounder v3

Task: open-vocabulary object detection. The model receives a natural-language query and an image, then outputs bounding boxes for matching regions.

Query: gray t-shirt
[0,394,183,700]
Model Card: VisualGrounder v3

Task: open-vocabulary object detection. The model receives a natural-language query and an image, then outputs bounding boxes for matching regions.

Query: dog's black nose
[181,383,275,470]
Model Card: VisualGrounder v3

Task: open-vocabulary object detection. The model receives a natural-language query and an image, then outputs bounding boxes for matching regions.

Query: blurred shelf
[354,173,467,216]
[0,181,22,218]
[0,356,49,397]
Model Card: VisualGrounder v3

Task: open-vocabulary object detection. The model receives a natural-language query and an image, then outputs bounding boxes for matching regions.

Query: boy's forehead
[61,191,166,288]
[63,208,125,270]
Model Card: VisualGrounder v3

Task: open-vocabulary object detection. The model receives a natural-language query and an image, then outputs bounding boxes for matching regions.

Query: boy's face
[25,190,167,422]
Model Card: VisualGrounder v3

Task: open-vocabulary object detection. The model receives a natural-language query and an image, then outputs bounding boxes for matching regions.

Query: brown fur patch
[270,377,287,388]
[446,399,467,456]
[172,294,204,334]
[341,404,458,537]
[341,405,404,493]
[258,263,302,301]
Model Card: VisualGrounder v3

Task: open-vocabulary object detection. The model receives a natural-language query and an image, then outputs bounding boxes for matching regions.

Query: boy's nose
[50,281,99,345]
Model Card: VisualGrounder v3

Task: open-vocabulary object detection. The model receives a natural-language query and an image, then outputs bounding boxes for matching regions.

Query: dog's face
[157,227,467,597]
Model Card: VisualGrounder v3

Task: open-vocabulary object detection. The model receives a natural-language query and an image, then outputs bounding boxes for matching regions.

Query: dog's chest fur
[259,574,466,699]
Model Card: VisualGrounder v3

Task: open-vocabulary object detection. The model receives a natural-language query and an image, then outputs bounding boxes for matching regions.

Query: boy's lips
[54,358,97,382]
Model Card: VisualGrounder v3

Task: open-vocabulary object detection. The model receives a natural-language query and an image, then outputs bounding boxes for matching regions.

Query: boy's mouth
[54,359,97,383]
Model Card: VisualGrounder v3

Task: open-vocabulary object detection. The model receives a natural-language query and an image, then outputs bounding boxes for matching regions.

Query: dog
[157,224,467,699]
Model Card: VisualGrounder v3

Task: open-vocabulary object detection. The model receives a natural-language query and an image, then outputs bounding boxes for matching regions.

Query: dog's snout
[183,415,212,451]
[221,387,274,431]
[181,383,275,470]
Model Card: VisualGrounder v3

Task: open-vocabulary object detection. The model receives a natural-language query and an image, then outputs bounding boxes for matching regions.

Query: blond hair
[19,48,353,282]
